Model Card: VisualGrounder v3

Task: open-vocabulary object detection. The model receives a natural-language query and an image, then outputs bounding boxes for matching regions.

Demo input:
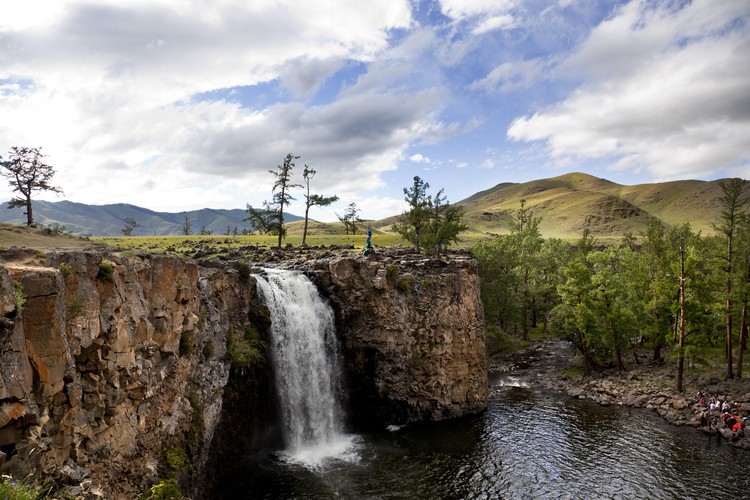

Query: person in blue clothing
[362,226,374,255]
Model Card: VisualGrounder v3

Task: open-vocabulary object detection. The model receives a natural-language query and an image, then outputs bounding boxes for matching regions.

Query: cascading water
[254,268,357,467]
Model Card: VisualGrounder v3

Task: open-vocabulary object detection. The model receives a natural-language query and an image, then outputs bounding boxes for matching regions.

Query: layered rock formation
[0,250,254,498]
[307,250,487,426]
[0,247,488,497]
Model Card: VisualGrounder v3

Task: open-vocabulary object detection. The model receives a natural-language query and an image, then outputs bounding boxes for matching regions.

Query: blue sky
[0,0,748,222]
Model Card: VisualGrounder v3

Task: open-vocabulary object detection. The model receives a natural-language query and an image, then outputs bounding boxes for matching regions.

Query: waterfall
[254,268,355,467]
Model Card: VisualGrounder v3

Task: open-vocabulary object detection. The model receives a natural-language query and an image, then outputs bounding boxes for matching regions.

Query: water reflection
[215,379,750,499]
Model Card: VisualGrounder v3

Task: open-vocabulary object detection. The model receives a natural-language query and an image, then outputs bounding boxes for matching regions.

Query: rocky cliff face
[0,247,487,497]
[0,249,255,498]
[307,250,487,426]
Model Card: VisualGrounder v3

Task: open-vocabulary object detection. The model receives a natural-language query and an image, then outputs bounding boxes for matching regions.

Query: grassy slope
[457,172,730,240]
[0,223,104,252]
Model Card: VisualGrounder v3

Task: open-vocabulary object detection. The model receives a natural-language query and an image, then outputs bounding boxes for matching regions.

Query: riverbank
[491,339,750,449]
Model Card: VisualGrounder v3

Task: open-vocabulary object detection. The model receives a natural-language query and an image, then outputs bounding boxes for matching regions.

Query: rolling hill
[455,172,730,239]
[0,172,738,239]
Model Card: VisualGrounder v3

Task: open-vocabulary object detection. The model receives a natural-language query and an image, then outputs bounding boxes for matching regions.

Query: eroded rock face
[306,251,488,426]
[0,247,489,497]
[0,251,254,498]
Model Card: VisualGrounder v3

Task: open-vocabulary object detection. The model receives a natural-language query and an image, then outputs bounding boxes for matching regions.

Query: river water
[216,385,750,499]
[216,280,750,499]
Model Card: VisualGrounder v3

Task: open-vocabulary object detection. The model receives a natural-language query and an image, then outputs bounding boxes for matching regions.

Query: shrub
[227,326,265,368]
[385,264,399,284]
[237,261,251,284]
[59,262,73,279]
[166,448,189,474]
[97,261,114,282]
[142,479,181,500]
[66,298,86,322]
[179,331,193,356]
[13,281,27,312]
[0,474,44,500]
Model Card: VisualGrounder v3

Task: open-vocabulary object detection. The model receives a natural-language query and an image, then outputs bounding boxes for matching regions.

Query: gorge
[0,247,487,498]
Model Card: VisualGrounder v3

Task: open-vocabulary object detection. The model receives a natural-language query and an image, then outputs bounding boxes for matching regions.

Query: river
[217,275,750,499]
[214,343,750,499]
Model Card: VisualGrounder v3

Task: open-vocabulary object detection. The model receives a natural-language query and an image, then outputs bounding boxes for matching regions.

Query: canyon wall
[0,247,487,497]
[307,251,487,427]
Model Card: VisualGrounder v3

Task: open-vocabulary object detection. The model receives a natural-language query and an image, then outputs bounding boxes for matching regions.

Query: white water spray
[254,268,356,467]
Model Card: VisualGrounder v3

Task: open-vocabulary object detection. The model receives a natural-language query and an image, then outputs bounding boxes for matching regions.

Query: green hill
[455,172,730,239]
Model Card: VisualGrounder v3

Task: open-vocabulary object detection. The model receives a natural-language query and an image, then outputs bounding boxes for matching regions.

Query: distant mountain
[1,172,735,239]
[0,200,301,236]
[455,172,730,239]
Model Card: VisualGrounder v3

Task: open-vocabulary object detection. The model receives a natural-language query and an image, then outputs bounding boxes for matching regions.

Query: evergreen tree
[715,178,749,379]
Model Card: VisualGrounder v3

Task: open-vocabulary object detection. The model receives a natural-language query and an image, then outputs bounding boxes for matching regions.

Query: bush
[66,297,86,321]
[385,264,399,284]
[97,261,114,282]
[0,474,44,500]
[142,480,181,500]
[13,281,26,312]
[59,262,73,279]
[166,448,189,474]
[237,261,251,284]
[227,326,265,368]
[179,331,193,356]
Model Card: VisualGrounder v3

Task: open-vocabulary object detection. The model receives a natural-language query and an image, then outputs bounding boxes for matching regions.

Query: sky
[0,0,748,222]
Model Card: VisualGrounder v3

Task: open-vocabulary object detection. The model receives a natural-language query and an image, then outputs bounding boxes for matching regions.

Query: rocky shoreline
[492,339,750,449]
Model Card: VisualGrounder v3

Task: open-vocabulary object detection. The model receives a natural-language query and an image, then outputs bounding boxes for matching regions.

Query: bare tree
[301,165,338,245]
[1,146,63,227]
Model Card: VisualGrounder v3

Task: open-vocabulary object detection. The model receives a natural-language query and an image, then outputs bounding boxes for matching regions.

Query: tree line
[473,179,750,391]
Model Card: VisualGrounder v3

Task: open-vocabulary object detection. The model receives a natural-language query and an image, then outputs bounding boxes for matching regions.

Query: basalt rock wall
[305,251,488,427]
[0,250,258,498]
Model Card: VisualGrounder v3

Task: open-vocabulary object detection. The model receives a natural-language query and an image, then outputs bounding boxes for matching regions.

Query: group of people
[694,391,748,436]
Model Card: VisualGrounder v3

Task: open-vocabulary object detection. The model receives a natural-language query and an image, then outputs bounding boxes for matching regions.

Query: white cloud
[472,14,515,35]
[507,0,750,179]
[469,59,545,93]
[0,1,428,213]
[409,153,431,163]
[438,0,516,20]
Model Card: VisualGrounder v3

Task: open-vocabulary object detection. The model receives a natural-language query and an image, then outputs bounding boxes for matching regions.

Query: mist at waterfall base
[215,271,750,499]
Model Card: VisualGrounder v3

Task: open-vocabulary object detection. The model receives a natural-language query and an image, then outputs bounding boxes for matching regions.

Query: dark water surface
[216,369,750,499]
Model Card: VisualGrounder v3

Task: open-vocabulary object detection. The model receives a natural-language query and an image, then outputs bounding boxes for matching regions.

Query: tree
[1,146,63,227]
[420,188,468,254]
[337,202,361,235]
[734,214,750,378]
[181,215,192,236]
[395,176,431,252]
[121,217,139,236]
[301,165,338,246]
[246,153,302,248]
[394,177,467,254]
[199,225,212,235]
[715,178,749,379]
[674,224,689,391]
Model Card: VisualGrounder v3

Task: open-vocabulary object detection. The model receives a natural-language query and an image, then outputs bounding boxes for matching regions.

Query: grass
[0,474,45,500]
[93,232,411,253]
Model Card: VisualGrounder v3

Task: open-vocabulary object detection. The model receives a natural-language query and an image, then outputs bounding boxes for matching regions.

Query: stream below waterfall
[214,273,750,499]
